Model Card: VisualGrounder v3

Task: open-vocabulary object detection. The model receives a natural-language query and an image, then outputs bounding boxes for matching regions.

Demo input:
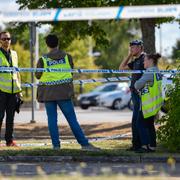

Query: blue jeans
[45,99,89,148]
[131,91,141,149]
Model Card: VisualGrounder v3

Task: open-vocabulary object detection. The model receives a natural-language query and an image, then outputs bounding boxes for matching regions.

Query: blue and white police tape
[22,76,131,87]
[0,67,179,74]
[1,5,180,23]
[1,133,131,147]
[21,75,173,87]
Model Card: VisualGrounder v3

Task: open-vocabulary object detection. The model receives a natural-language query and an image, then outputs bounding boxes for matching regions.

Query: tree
[7,25,48,56]
[66,38,102,93]
[157,71,180,152]
[172,39,180,61]
[7,23,30,49]
[12,42,30,83]
[16,0,179,54]
[95,20,139,77]
[12,42,31,98]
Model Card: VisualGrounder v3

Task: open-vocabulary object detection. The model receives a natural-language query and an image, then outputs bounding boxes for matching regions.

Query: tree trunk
[140,18,156,54]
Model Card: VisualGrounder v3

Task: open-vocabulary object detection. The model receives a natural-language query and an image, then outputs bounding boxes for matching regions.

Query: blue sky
[0,0,179,56]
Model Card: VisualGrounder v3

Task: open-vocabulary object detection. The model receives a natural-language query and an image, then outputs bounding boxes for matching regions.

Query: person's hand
[128,48,133,58]
[17,92,23,99]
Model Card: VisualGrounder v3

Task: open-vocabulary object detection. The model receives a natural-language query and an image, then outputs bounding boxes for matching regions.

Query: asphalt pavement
[0,162,179,177]
[15,107,132,125]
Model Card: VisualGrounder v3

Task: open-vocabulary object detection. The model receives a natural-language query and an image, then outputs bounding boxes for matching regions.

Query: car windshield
[91,84,117,92]
[116,87,124,91]
[116,86,128,91]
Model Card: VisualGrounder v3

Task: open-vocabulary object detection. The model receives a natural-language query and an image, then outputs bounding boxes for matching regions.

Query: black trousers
[138,111,156,147]
[0,90,17,143]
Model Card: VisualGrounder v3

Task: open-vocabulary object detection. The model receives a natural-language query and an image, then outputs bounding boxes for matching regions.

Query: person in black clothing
[119,40,145,151]
[0,31,22,147]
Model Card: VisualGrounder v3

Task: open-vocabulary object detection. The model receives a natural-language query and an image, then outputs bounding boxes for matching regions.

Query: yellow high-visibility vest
[0,50,21,93]
[141,73,163,118]
[39,54,73,85]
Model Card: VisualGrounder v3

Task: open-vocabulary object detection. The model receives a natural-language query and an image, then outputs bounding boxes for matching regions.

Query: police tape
[22,76,131,87]
[0,67,179,74]
[0,133,131,147]
[1,4,179,23]
[21,75,173,87]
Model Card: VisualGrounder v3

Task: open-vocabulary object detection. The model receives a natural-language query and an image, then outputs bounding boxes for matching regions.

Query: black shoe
[126,146,139,151]
[135,147,149,153]
[148,148,156,153]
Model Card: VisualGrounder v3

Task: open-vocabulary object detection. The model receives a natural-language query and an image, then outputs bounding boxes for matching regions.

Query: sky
[0,0,179,57]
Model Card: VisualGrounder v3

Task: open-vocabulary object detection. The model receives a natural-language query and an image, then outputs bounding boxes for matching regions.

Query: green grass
[0,140,179,157]
[0,140,130,156]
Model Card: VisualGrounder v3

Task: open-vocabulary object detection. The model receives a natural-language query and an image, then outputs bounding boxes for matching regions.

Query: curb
[0,156,180,163]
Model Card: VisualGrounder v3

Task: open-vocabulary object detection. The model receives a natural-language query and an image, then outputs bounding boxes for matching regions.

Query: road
[15,107,132,124]
[0,162,179,177]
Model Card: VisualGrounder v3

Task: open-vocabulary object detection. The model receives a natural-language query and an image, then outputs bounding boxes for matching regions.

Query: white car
[96,85,131,110]
[162,73,174,99]
[77,82,129,109]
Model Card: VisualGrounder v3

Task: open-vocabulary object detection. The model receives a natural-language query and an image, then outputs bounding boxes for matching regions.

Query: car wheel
[128,98,133,111]
[80,105,89,109]
[112,98,123,110]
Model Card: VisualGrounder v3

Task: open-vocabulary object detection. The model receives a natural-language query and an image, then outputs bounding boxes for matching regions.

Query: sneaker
[81,144,101,152]
[6,140,18,147]
[53,146,60,150]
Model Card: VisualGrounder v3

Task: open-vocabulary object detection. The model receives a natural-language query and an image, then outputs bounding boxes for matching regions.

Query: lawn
[0,140,179,158]
[0,123,179,157]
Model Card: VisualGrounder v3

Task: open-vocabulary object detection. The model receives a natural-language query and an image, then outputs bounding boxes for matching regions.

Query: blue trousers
[45,99,89,148]
[131,91,141,149]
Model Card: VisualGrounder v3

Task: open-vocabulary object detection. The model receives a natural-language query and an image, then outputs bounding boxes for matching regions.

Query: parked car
[96,85,131,110]
[77,82,129,109]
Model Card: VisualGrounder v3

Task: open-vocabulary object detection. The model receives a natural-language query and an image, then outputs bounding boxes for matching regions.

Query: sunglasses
[1,38,11,41]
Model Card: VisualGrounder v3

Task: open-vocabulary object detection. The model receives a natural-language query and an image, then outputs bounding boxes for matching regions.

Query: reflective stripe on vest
[39,55,73,85]
[0,50,21,93]
[0,77,18,83]
[141,73,163,118]
[142,101,163,118]
[0,83,21,92]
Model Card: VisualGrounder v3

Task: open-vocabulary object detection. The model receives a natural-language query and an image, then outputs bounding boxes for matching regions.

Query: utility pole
[35,26,40,110]
[29,22,36,123]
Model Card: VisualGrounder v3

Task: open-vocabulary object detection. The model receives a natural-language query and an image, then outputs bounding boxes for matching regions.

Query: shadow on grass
[0,140,178,157]
[0,147,136,156]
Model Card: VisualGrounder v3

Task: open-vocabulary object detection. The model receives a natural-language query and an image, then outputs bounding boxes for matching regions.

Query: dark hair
[45,34,58,48]
[129,40,143,46]
[0,31,11,38]
[146,53,161,65]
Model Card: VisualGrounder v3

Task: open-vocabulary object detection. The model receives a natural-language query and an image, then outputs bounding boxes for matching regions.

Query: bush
[157,69,180,152]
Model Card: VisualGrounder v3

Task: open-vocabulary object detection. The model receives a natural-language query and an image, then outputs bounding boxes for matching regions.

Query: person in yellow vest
[0,31,22,147]
[35,34,100,151]
[134,53,163,153]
